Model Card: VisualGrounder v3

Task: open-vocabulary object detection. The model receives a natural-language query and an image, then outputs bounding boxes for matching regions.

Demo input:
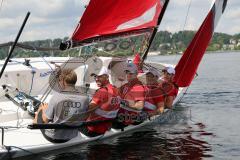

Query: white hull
[0,57,185,159]
[0,97,183,159]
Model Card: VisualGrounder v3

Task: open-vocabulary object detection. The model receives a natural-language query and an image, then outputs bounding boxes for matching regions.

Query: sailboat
[0,0,228,159]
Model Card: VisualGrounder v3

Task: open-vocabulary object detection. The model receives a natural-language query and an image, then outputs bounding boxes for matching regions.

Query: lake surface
[22,52,240,160]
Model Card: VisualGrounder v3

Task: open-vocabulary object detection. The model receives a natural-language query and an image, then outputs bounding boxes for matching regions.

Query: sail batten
[174,0,228,87]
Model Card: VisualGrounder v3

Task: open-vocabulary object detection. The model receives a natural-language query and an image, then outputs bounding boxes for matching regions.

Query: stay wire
[172,0,192,65]
[41,56,54,71]
[174,1,210,88]
[183,0,192,30]
[175,0,224,84]
[39,56,72,103]
[29,68,35,95]
[39,55,89,103]
[0,0,4,14]
[173,0,221,96]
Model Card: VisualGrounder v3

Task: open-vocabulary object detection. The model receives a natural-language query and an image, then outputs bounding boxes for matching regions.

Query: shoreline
[206,50,240,54]
[148,50,240,56]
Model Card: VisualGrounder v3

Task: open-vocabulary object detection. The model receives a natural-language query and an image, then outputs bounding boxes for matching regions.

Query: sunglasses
[125,70,136,74]
[93,75,106,80]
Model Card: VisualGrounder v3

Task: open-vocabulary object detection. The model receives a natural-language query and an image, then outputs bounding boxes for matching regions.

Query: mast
[0,12,30,79]
[141,0,169,62]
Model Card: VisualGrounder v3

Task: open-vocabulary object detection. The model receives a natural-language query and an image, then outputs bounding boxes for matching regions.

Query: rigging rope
[0,42,59,51]
[183,0,192,30]
[168,0,193,104]
[28,69,35,95]
[0,0,4,14]
[172,0,192,65]
[41,56,54,71]
[39,56,90,104]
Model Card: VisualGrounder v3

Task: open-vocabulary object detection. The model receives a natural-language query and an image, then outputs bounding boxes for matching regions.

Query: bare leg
[33,103,48,124]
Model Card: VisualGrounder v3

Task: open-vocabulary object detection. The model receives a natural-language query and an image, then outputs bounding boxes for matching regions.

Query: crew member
[80,67,120,137]
[114,63,145,128]
[34,69,89,143]
[144,68,165,115]
[159,66,179,108]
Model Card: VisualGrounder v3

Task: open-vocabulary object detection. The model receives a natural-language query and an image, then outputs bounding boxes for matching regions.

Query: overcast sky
[0,0,239,43]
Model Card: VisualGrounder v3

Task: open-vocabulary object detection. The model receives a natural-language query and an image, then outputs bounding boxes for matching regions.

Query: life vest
[87,84,120,134]
[143,84,164,114]
[143,85,156,112]
[160,81,179,98]
[118,79,145,125]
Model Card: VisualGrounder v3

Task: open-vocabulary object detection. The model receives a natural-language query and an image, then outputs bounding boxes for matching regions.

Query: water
[23,52,240,160]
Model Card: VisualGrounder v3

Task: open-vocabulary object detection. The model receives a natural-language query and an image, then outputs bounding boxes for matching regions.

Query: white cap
[91,66,109,76]
[162,66,175,75]
[124,63,138,74]
[146,68,160,77]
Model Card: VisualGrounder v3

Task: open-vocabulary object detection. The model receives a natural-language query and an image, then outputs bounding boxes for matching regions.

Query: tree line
[0,31,239,59]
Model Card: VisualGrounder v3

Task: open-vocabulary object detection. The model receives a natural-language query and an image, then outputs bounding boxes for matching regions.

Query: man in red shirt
[80,67,120,137]
[159,66,179,108]
[144,68,165,115]
[116,63,145,127]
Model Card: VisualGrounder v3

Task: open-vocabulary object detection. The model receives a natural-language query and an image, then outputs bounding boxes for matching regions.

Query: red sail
[71,0,162,42]
[174,0,227,87]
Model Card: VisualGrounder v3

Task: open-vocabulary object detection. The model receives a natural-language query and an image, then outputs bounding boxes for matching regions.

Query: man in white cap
[90,67,110,88]
[162,66,175,76]
[159,66,178,108]
[144,68,165,115]
[80,67,120,137]
[114,63,145,127]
